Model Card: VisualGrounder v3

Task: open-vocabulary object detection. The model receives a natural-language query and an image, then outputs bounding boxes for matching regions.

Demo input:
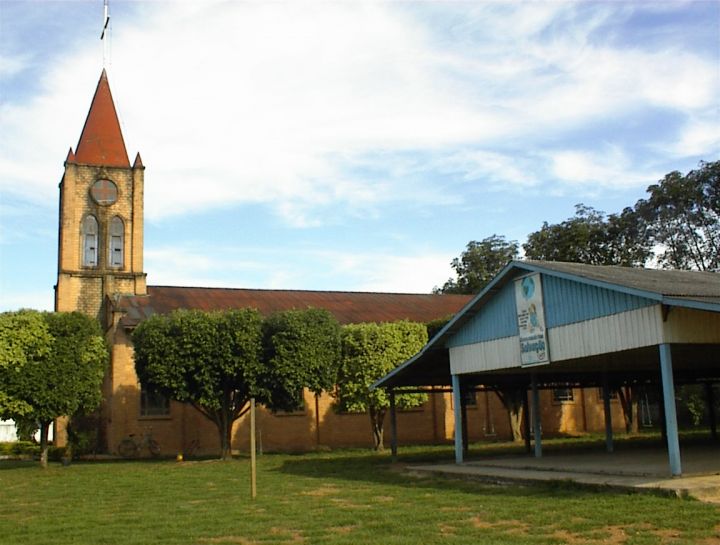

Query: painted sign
[515,273,550,366]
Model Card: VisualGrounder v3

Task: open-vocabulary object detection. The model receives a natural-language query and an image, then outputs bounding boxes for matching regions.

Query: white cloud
[1,1,717,228]
[0,52,30,78]
[344,253,455,294]
[432,150,543,189]
[671,117,720,158]
[548,146,663,189]
[146,243,453,294]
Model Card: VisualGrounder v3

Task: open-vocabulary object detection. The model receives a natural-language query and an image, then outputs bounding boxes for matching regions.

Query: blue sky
[1,0,718,311]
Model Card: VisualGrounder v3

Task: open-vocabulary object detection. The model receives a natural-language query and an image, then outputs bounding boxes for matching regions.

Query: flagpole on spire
[101,0,110,68]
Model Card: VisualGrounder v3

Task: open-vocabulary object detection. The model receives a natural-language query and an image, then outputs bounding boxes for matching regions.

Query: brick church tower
[55,70,146,322]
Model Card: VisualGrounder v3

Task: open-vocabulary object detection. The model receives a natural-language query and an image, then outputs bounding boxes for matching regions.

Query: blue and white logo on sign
[515,273,549,366]
[521,277,535,299]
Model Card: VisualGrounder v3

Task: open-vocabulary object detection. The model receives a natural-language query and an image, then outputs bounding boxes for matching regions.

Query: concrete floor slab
[410,444,720,503]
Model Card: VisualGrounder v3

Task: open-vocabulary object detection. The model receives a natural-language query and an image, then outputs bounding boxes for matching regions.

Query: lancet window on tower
[109,216,124,267]
[82,215,99,267]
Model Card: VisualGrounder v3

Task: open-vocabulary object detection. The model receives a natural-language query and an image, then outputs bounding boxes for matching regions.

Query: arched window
[109,216,124,267]
[82,215,98,267]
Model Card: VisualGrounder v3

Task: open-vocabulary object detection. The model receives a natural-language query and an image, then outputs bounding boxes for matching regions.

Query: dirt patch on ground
[469,516,493,529]
[300,485,340,497]
[270,527,305,543]
[329,497,372,509]
[697,524,720,545]
[549,526,628,545]
[199,537,256,545]
[326,525,356,535]
[550,530,602,544]
[650,528,682,541]
[438,523,457,536]
[468,516,530,535]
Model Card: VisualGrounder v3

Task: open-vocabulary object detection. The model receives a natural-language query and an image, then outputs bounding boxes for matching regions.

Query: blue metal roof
[372,261,720,389]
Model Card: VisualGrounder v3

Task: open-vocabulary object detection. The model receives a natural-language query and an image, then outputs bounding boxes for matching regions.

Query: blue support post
[531,373,542,458]
[451,374,464,464]
[659,344,682,476]
[602,374,613,453]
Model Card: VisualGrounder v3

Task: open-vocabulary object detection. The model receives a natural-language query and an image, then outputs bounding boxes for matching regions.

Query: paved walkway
[410,444,720,503]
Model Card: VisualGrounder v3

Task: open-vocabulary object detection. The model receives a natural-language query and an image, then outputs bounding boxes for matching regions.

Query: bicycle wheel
[148,439,161,457]
[185,439,200,458]
[118,438,138,458]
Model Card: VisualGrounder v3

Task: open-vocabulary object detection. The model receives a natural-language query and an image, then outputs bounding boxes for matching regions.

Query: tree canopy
[133,307,343,459]
[523,204,652,267]
[440,162,718,299]
[335,321,428,450]
[133,309,264,460]
[261,308,341,411]
[0,310,108,467]
[636,160,719,270]
[435,235,519,294]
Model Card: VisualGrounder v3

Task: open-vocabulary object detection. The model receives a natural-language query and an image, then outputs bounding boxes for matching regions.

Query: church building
[54,71,478,455]
[55,71,638,457]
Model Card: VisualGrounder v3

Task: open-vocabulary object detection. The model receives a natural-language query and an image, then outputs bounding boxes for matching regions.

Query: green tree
[635,160,719,271]
[133,309,264,460]
[425,315,453,340]
[436,235,519,294]
[523,204,651,266]
[335,321,428,450]
[0,311,51,420]
[261,308,341,412]
[0,311,108,467]
[494,388,525,443]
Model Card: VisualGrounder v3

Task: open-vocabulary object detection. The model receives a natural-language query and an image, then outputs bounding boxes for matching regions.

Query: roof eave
[662,296,720,313]
[372,260,521,391]
[516,261,665,302]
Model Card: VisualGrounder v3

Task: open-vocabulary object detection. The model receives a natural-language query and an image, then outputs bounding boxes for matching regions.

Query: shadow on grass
[273,432,717,501]
[273,450,631,503]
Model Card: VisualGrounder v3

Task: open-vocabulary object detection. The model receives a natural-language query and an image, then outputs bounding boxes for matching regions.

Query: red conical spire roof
[74,70,130,168]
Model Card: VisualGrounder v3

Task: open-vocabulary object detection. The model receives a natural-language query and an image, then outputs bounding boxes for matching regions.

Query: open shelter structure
[375,260,720,476]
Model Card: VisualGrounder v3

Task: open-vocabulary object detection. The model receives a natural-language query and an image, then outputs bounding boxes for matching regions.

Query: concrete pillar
[452,374,464,464]
[659,344,682,476]
[531,373,542,458]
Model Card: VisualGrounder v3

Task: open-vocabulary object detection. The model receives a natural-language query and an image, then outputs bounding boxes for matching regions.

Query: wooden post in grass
[250,397,257,499]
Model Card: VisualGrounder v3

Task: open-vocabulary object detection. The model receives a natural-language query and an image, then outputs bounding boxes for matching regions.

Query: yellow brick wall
[55,159,146,447]
[101,330,634,457]
[56,161,146,319]
[55,156,630,457]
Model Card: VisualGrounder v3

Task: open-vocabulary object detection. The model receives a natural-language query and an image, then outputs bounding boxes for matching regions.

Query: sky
[0,0,718,312]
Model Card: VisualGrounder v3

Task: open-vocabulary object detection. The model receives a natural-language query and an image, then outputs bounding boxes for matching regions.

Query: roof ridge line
[146,285,466,297]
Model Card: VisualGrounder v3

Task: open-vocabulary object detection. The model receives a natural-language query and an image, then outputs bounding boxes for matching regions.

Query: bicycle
[117,430,161,458]
[183,438,200,459]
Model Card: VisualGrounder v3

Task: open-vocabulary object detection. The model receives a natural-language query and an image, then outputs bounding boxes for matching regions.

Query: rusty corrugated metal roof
[116,286,472,328]
[73,70,130,168]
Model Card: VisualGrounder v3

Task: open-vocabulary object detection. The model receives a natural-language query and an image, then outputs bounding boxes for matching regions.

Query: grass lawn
[2,444,719,545]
